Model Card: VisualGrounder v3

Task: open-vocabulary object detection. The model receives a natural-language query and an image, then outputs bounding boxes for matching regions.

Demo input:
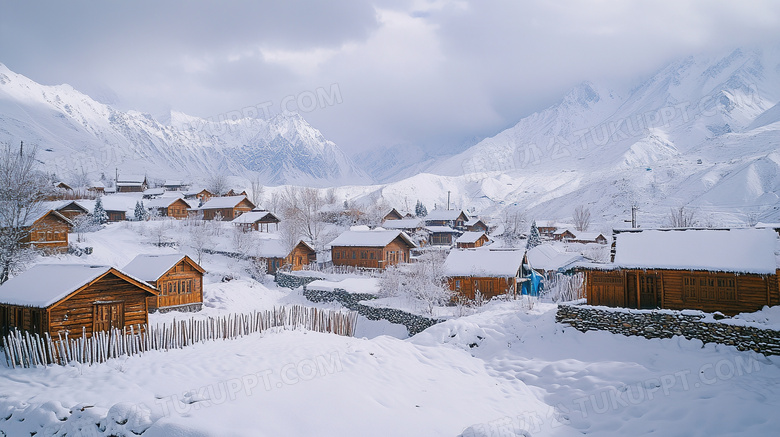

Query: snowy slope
[0,64,369,186]
[333,47,780,228]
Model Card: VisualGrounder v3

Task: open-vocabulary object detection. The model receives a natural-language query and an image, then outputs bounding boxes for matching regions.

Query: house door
[93,302,124,333]
[626,273,659,309]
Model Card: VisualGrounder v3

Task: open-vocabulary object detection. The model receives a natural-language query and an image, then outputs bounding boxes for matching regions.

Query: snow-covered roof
[123,254,202,282]
[198,195,252,210]
[145,196,186,209]
[444,249,525,277]
[231,210,279,224]
[613,228,779,274]
[328,230,415,248]
[526,245,585,272]
[756,222,780,230]
[382,218,423,230]
[0,264,116,307]
[256,239,296,258]
[19,208,71,227]
[117,175,146,184]
[553,228,575,235]
[456,231,488,244]
[184,187,209,196]
[425,226,459,234]
[163,180,183,186]
[425,209,468,221]
[40,200,88,213]
[570,231,607,241]
[464,218,486,227]
[144,188,165,196]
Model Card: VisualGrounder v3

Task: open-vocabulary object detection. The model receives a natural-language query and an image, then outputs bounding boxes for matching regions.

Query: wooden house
[41,200,90,221]
[231,210,280,232]
[163,180,187,191]
[465,218,489,233]
[87,181,105,194]
[426,226,459,246]
[568,231,609,245]
[142,188,166,199]
[54,181,73,191]
[580,228,780,315]
[123,254,205,312]
[444,249,525,300]
[382,218,425,233]
[146,197,191,219]
[116,175,148,193]
[20,209,72,253]
[329,230,416,269]
[184,188,214,204]
[105,208,127,222]
[553,229,577,241]
[456,231,490,249]
[196,196,255,221]
[224,189,248,197]
[424,209,469,229]
[0,264,158,338]
[256,240,317,274]
[383,208,404,221]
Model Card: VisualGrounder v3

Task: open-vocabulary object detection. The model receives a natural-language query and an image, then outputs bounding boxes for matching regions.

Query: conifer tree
[415,200,428,217]
[526,220,542,249]
[93,197,108,225]
[134,201,148,221]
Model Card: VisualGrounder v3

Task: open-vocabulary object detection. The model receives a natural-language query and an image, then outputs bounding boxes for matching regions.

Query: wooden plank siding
[448,276,517,300]
[21,212,70,253]
[332,237,411,270]
[201,198,255,221]
[584,268,780,315]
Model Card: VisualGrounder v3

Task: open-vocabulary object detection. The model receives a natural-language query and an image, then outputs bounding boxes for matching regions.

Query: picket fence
[1,305,358,368]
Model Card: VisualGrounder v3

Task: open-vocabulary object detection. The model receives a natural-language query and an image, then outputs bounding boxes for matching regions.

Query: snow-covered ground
[1,222,779,436]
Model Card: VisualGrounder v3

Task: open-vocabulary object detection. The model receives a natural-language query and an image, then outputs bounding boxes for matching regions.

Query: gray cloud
[2,0,779,156]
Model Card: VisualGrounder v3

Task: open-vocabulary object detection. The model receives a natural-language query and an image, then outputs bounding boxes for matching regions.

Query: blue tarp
[521,269,543,296]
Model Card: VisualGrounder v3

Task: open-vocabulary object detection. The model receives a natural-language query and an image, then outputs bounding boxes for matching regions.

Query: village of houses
[2,172,780,435]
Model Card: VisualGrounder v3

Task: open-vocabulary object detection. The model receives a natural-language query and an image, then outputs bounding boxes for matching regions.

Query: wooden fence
[2,305,358,368]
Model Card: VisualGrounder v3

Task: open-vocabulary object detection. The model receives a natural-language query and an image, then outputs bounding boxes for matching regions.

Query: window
[455,280,461,290]
[683,275,737,303]
[335,252,340,260]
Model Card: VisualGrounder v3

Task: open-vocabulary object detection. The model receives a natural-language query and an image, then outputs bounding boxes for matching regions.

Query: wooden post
[635,271,641,310]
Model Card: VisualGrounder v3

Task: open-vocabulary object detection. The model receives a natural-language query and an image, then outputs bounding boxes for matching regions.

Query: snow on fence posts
[1,305,358,368]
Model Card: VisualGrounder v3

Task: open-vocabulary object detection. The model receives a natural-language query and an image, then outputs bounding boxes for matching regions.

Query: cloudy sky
[2,0,780,156]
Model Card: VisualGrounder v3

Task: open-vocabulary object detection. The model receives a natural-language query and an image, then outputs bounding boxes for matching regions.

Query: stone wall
[275,271,324,289]
[303,288,440,336]
[557,304,780,356]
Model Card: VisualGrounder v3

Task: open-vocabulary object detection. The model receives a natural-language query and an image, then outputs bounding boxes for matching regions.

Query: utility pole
[447,191,451,210]
[624,205,638,228]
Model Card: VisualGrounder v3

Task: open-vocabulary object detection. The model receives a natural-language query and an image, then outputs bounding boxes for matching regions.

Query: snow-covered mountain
[0,64,369,186]
[384,46,780,226]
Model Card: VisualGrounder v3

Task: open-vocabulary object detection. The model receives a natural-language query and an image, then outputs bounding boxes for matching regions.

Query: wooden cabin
[256,240,317,274]
[87,182,105,194]
[553,229,577,241]
[581,228,780,315]
[465,218,488,233]
[232,210,281,232]
[116,175,148,193]
[163,180,187,191]
[146,197,191,220]
[424,209,469,229]
[20,209,72,254]
[0,264,158,338]
[329,230,416,269]
[456,231,490,249]
[383,208,404,221]
[40,200,90,221]
[105,209,127,222]
[184,188,214,203]
[426,226,459,246]
[197,196,255,220]
[224,189,248,197]
[123,254,205,312]
[568,232,609,244]
[444,249,525,300]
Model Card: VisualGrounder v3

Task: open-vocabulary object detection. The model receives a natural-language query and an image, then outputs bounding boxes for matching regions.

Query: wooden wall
[332,237,411,270]
[151,261,203,310]
[448,276,516,300]
[22,213,69,253]
[585,269,780,315]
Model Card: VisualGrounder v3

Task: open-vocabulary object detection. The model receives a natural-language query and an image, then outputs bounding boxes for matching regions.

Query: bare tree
[745,212,760,227]
[71,213,100,243]
[378,251,451,315]
[278,186,326,249]
[0,142,51,283]
[325,187,337,205]
[249,176,265,207]
[231,226,253,255]
[206,173,229,196]
[667,206,697,228]
[500,206,526,247]
[188,221,211,265]
[573,205,591,232]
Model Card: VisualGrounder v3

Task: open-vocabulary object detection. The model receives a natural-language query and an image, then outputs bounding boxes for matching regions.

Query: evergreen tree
[134,201,148,221]
[415,200,428,217]
[526,220,541,249]
[93,197,108,225]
